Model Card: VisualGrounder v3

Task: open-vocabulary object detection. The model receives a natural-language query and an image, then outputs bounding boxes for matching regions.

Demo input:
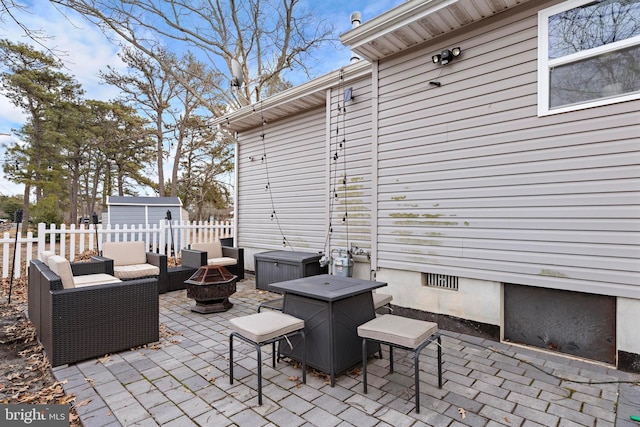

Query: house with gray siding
[215,0,640,372]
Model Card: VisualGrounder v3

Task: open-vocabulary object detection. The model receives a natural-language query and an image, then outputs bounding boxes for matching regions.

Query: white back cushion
[48,255,75,289]
[40,250,55,266]
[191,241,223,258]
[102,241,147,266]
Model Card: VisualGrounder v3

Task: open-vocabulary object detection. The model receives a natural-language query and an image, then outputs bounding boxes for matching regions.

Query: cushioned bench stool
[358,314,442,413]
[372,292,393,312]
[229,311,306,405]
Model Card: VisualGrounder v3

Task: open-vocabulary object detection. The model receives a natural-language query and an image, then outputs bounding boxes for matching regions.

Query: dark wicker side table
[185,265,238,313]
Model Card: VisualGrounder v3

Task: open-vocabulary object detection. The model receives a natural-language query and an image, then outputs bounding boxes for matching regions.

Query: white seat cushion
[372,293,393,309]
[207,257,237,267]
[358,314,438,349]
[113,264,160,280]
[229,311,304,343]
[73,273,122,288]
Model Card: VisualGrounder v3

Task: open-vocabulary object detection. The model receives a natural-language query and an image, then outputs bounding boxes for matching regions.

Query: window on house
[538,0,640,115]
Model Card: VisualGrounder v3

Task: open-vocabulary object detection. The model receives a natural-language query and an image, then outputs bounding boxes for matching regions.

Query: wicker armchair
[28,259,159,367]
[94,241,167,281]
[182,240,244,280]
[28,257,116,335]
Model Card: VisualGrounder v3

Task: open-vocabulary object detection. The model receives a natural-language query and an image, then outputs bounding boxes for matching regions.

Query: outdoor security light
[344,87,353,102]
[432,47,462,65]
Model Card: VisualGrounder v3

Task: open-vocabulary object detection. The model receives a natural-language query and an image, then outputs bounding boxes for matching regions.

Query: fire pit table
[185,265,238,313]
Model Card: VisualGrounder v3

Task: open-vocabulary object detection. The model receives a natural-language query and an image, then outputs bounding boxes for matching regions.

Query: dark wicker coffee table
[185,265,238,313]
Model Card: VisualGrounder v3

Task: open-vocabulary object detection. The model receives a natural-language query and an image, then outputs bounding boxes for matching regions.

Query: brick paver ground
[53,276,640,426]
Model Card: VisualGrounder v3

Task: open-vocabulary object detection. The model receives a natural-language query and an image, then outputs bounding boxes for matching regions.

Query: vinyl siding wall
[375,2,640,298]
[237,107,328,261]
[327,77,374,255]
[109,206,146,226]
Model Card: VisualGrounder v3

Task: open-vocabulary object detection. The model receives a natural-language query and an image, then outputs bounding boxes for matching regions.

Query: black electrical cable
[259,102,292,249]
[323,69,351,252]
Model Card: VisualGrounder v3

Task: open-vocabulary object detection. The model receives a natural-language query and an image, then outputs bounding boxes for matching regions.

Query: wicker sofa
[28,258,159,367]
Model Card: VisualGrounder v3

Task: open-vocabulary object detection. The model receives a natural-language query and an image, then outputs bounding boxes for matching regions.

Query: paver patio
[52,275,640,426]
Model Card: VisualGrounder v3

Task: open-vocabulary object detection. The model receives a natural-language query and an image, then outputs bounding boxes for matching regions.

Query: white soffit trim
[214,60,371,133]
[341,0,531,61]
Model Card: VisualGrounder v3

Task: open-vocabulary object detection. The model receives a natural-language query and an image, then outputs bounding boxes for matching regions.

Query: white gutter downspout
[371,60,379,278]
[325,88,332,256]
[233,133,239,245]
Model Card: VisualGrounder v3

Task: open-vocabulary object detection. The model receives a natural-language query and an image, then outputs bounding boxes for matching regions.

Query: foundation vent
[424,273,459,291]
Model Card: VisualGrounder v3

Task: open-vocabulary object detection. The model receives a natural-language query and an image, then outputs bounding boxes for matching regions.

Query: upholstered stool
[229,311,306,405]
[358,314,442,413]
[372,292,393,312]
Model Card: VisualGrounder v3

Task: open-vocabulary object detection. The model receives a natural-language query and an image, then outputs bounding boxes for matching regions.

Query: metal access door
[504,284,616,364]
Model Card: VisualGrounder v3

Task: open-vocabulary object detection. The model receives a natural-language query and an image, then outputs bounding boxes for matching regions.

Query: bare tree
[1,1,39,39]
[102,46,178,196]
[102,47,225,197]
[167,52,224,197]
[178,119,234,221]
[50,0,334,112]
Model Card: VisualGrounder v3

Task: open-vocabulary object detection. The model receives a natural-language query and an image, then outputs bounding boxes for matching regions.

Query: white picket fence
[0,220,234,278]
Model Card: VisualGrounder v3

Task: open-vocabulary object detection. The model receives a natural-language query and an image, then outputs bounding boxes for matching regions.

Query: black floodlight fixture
[432,47,462,65]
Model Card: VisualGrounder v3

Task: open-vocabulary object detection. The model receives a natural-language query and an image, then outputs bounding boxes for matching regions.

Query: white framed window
[538,0,640,116]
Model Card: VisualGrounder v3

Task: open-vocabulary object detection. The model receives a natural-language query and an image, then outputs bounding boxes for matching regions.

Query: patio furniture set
[231,272,442,413]
[27,245,443,413]
[27,239,242,367]
[228,250,443,413]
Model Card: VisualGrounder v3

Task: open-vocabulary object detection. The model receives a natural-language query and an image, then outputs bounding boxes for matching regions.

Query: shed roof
[107,196,183,207]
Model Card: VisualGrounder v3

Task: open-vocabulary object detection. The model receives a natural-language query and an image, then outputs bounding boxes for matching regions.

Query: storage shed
[106,196,187,226]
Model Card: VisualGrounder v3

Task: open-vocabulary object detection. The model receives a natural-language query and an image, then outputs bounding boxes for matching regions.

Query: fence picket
[2,232,10,278]
[0,220,234,278]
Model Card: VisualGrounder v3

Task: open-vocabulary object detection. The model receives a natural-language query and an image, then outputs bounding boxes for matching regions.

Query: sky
[0,0,404,197]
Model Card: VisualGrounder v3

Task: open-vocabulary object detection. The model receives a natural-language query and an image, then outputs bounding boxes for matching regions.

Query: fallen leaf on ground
[73,399,91,409]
